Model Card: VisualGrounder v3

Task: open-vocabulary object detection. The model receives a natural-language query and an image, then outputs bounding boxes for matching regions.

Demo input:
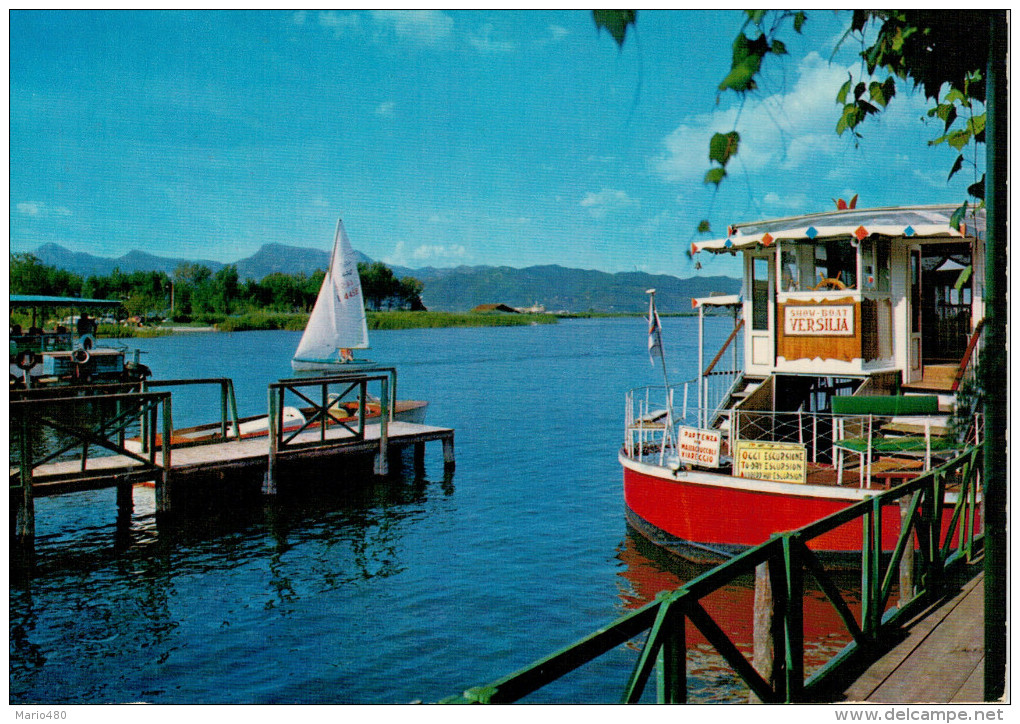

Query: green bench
[831,394,956,487]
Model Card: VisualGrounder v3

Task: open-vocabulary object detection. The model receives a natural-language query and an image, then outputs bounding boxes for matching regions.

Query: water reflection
[615,525,860,702]
[10,458,455,703]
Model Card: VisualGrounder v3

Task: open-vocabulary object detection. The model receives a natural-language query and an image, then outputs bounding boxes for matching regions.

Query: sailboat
[292,218,374,371]
[125,220,428,454]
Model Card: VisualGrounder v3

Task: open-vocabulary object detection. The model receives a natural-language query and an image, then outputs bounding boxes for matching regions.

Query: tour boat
[621,203,984,563]
[10,295,151,388]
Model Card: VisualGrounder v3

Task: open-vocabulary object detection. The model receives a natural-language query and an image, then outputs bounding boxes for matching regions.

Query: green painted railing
[441,445,983,704]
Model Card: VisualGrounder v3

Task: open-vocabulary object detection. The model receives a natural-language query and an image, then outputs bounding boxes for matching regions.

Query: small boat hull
[290,357,376,372]
[126,399,429,452]
[620,452,971,565]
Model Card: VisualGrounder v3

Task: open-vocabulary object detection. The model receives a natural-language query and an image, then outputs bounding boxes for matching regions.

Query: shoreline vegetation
[96,310,712,337]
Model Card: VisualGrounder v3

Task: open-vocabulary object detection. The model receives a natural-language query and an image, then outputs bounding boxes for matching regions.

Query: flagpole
[647,289,675,461]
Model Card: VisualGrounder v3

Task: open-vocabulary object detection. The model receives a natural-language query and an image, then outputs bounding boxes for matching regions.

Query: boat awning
[691,294,741,309]
[9,295,123,309]
[691,204,984,255]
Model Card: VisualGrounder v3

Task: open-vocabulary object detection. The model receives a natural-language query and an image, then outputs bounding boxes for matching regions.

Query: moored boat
[622,203,985,564]
[9,295,151,388]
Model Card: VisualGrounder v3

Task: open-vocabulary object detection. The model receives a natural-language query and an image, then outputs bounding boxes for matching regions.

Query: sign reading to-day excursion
[784,305,854,336]
[735,441,808,484]
[677,426,722,468]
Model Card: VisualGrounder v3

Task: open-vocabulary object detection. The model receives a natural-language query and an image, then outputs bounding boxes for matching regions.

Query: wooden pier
[10,372,454,545]
[839,568,986,703]
[13,420,454,499]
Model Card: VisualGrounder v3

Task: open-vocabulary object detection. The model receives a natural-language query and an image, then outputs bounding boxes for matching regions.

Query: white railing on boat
[624,385,982,489]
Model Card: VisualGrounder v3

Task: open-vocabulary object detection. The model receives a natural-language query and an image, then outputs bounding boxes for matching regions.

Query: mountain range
[24,242,740,313]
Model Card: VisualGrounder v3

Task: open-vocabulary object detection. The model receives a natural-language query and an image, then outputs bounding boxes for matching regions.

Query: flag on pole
[648,295,663,366]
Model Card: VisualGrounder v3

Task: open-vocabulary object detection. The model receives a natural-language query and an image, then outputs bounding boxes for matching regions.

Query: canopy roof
[9,295,123,309]
[692,204,985,255]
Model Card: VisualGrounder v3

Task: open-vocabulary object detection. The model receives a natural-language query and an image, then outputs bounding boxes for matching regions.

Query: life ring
[71,348,91,365]
[15,349,38,370]
[79,334,95,350]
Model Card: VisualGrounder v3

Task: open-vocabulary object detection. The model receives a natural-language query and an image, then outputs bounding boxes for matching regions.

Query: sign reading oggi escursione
[784,305,854,336]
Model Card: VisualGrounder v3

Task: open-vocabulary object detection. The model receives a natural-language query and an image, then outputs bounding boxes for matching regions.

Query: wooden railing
[264,373,392,493]
[441,446,983,704]
[10,390,174,540]
[952,318,986,392]
[141,377,240,449]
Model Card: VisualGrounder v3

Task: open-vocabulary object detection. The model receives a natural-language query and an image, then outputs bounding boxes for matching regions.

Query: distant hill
[234,243,373,280]
[23,243,739,313]
[416,264,739,313]
[30,243,226,277]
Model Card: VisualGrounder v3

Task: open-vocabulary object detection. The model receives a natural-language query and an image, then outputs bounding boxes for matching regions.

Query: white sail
[293,219,369,362]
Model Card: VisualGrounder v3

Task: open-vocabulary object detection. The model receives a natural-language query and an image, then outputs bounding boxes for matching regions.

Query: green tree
[10,253,83,297]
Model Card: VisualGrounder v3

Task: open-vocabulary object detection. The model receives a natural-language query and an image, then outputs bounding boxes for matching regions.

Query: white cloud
[375,101,395,117]
[653,52,931,184]
[580,189,637,218]
[763,191,810,211]
[16,201,70,217]
[468,24,516,53]
[291,11,306,26]
[412,244,466,261]
[317,11,361,35]
[548,25,569,41]
[370,10,454,45]
[385,240,468,267]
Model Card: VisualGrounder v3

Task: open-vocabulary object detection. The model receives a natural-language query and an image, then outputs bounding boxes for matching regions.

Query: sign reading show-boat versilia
[677,426,722,467]
[784,305,854,336]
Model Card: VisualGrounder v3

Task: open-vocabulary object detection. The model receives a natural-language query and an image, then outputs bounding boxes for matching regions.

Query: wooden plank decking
[840,569,987,703]
[14,420,455,496]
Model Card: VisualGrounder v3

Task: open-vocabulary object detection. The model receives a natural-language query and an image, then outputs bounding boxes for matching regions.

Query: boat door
[907,248,922,383]
[746,253,775,374]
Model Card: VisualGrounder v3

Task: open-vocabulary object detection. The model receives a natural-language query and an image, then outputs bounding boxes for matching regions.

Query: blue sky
[10,10,982,279]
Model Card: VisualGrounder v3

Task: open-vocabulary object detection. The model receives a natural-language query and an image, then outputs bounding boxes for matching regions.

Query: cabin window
[813,239,857,290]
[751,257,770,330]
[861,238,891,292]
[781,248,800,292]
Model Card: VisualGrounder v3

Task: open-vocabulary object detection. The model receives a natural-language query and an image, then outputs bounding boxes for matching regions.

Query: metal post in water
[264,386,279,495]
[374,376,389,476]
[16,407,35,542]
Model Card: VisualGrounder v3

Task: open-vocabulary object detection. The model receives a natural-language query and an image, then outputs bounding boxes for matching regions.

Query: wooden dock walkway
[839,568,986,703]
[14,420,455,498]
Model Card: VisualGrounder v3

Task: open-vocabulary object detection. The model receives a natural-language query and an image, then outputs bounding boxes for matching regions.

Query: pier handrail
[11,390,174,540]
[264,373,392,493]
[280,366,400,420]
[441,445,982,704]
[143,377,241,443]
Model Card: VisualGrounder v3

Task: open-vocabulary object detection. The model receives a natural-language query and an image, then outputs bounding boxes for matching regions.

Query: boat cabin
[9,294,150,387]
[691,204,985,399]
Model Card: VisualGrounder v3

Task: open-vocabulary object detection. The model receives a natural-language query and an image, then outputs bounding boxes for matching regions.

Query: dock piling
[442,436,456,470]
[264,387,279,495]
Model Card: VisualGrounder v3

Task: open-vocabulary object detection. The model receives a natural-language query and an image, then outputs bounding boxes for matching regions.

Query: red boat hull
[622,456,972,565]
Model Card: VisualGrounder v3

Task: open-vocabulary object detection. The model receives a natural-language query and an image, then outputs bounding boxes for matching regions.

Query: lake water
[10,316,830,704]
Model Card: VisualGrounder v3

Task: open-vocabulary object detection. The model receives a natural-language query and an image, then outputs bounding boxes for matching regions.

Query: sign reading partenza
[677,426,722,467]
[784,305,855,336]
